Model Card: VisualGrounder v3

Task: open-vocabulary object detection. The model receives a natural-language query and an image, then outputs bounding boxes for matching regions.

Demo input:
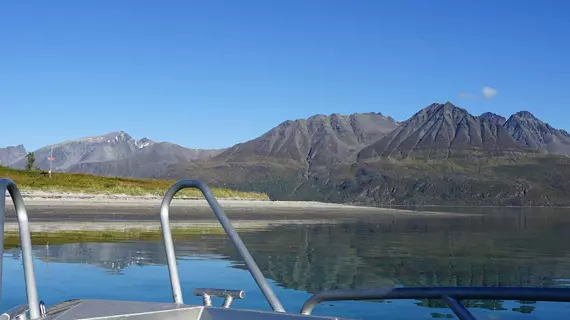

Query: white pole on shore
[48,146,54,179]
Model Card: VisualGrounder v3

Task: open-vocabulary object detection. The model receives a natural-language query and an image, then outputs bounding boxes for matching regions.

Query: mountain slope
[307,155,570,206]
[166,103,570,206]
[10,131,223,178]
[0,145,26,166]
[357,102,523,160]
[66,142,224,178]
[165,112,399,199]
[216,112,399,169]
[503,111,570,156]
[167,150,570,205]
[12,131,139,170]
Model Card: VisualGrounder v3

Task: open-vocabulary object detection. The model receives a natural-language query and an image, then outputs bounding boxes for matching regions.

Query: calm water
[2,207,570,319]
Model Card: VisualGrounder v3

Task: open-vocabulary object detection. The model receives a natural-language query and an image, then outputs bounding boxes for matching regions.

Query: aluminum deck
[37,299,341,320]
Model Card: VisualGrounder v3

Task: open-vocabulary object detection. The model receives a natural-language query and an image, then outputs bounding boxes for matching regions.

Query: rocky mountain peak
[504,111,570,155]
[417,102,470,118]
[480,112,507,125]
[47,131,135,148]
[512,110,538,120]
[99,131,134,144]
[358,102,521,160]
[135,138,155,149]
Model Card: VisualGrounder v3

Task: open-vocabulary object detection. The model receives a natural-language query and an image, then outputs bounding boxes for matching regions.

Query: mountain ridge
[162,102,570,206]
[214,112,400,169]
[357,102,525,160]
[7,131,224,175]
[503,111,570,155]
[3,102,570,206]
[2,104,569,166]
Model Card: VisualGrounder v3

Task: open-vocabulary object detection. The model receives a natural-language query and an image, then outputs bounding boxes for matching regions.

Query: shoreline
[8,189,270,202]
[3,188,409,211]
[2,190,461,221]
[2,219,339,233]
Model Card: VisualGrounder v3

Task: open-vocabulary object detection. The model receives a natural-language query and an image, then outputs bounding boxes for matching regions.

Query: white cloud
[482,86,498,99]
[459,87,499,100]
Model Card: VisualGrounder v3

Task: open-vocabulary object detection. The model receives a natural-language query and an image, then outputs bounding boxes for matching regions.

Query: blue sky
[1,0,569,150]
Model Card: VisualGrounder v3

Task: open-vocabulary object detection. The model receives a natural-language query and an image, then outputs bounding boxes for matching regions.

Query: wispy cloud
[482,86,498,99]
[459,86,499,100]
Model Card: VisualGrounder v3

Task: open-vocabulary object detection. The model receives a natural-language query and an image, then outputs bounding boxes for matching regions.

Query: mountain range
[2,132,223,176]
[0,145,26,167]
[3,102,570,206]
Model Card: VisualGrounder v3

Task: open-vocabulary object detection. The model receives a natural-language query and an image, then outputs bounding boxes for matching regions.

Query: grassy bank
[0,166,268,199]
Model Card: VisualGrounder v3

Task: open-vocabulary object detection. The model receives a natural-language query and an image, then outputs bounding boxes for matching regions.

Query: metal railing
[0,179,41,319]
[0,303,28,320]
[159,180,286,312]
[300,286,570,320]
[194,288,245,308]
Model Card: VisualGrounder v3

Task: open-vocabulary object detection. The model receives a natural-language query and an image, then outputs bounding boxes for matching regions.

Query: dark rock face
[480,112,507,125]
[357,103,522,160]
[217,112,399,169]
[503,111,570,156]
[0,145,26,166]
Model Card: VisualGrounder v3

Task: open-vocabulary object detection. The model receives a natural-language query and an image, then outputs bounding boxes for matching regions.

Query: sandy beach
[2,219,340,233]
[3,190,442,221]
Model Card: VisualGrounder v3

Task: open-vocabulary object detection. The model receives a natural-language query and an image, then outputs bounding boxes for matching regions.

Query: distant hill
[8,131,223,177]
[12,132,139,170]
[0,145,26,166]
[66,141,223,178]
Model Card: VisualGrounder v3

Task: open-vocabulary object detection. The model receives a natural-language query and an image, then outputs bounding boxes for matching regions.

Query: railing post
[442,296,476,320]
[160,180,286,312]
[0,179,40,319]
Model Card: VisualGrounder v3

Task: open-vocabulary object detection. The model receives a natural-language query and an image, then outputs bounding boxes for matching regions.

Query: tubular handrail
[0,303,28,320]
[300,286,570,319]
[194,288,245,308]
[0,179,41,319]
[159,180,286,312]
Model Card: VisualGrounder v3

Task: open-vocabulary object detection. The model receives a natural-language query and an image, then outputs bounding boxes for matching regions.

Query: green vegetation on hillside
[0,165,268,199]
[325,154,570,206]
[173,153,570,206]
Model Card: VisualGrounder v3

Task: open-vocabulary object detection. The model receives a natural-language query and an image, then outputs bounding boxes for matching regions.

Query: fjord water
[2,208,570,319]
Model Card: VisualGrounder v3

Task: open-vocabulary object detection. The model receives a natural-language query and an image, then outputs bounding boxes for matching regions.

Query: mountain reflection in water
[5,209,570,319]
